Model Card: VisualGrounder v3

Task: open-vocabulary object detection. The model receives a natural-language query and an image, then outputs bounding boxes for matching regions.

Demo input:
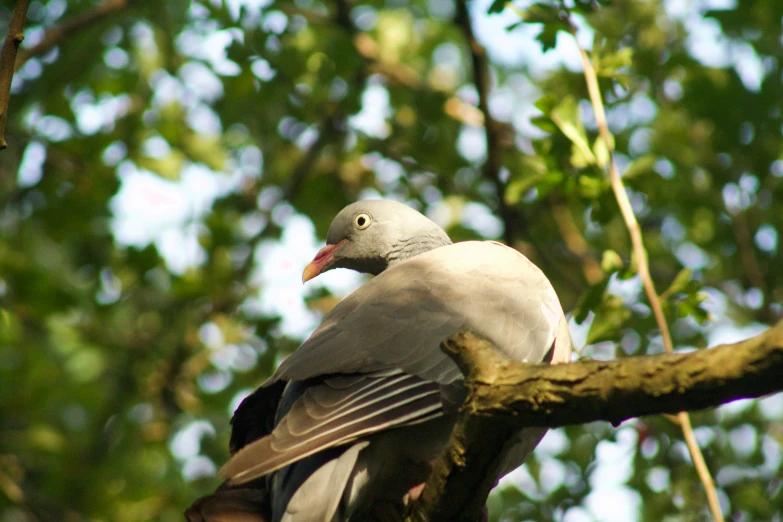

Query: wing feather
[220,372,444,485]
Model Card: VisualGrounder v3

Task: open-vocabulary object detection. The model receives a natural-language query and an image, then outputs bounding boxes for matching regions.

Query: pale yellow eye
[353,212,371,230]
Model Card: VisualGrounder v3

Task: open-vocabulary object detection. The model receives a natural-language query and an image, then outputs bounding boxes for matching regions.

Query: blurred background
[1,0,782,520]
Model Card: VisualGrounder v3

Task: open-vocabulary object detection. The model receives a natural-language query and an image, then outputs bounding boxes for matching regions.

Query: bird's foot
[402,483,427,505]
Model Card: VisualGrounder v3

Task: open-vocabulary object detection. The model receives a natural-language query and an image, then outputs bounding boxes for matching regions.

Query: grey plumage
[212,199,572,522]
[321,200,453,276]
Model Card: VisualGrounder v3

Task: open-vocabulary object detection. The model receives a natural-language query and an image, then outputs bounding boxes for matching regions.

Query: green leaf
[522,4,562,24]
[660,268,693,300]
[597,48,634,77]
[505,20,524,32]
[535,23,562,52]
[601,250,624,273]
[623,154,657,180]
[504,155,549,204]
[28,425,67,452]
[487,0,509,14]
[551,96,597,166]
[586,295,631,345]
[517,4,572,52]
[591,190,619,224]
[573,277,611,324]
[577,172,605,199]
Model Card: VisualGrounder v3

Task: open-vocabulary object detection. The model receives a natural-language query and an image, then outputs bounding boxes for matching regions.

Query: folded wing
[220,370,445,485]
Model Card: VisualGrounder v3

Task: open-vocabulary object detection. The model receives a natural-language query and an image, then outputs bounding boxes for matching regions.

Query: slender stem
[574,40,724,522]
[0,0,31,150]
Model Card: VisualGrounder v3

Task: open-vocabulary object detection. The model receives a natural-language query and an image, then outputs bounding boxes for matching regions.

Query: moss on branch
[407,321,783,522]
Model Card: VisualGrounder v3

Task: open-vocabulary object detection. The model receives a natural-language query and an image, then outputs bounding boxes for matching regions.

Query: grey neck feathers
[385,232,452,268]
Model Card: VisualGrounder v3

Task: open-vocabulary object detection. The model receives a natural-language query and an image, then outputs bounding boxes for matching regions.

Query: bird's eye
[353,212,372,230]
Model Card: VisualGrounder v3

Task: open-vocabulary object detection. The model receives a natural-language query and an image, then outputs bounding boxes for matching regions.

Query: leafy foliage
[0,0,781,521]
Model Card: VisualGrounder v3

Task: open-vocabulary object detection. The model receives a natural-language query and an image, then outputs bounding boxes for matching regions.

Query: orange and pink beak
[302,240,345,283]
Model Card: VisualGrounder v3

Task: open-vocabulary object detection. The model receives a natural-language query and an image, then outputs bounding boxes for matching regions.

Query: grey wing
[219,370,444,485]
[273,241,571,385]
[279,266,467,383]
[275,442,368,522]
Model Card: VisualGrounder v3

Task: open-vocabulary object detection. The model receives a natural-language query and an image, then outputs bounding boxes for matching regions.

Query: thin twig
[454,1,523,246]
[573,35,724,522]
[662,413,682,425]
[352,28,486,129]
[283,114,342,202]
[552,202,602,284]
[732,211,774,322]
[14,0,131,72]
[0,0,31,150]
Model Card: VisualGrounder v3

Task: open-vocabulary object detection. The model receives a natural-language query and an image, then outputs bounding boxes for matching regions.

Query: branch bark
[0,0,31,150]
[407,321,783,522]
[13,0,131,72]
[570,27,724,520]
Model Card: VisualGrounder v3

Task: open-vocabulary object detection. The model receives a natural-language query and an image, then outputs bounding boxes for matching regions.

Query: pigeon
[203,199,572,522]
[185,382,286,522]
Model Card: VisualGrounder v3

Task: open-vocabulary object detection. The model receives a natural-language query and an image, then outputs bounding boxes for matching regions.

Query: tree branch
[454,1,523,247]
[551,202,603,285]
[0,0,31,151]
[283,113,343,202]
[406,331,521,522]
[731,210,776,322]
[14,0,131,72]
[571,31,725,521]
[407,322,783,522]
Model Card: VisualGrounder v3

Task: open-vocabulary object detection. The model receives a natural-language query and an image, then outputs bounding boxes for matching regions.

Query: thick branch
[466,323,783,426]
[0,0,31,150]
[407,322,783,522]
[406,332,519,522]
[14,0,130,71]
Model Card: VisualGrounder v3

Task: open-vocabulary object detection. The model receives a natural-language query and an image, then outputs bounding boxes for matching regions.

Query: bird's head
[302,200,452,283]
